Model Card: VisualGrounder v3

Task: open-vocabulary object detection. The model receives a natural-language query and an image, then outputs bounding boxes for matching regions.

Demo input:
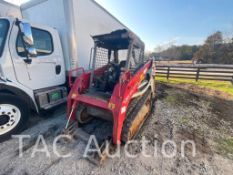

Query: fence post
[196,68,200,82]
[167,66,170,80]
[231,76,233,85]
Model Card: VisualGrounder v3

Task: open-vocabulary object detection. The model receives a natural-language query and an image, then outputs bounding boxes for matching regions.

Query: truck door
[9,23,65,90]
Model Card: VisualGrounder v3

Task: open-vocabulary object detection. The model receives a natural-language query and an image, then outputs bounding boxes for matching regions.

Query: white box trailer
[0,0,22,18]
[21,0,127,70]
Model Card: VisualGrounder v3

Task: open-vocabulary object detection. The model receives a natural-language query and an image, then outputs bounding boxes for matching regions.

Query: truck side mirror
[27,47,37,57]
[19,21,37,62]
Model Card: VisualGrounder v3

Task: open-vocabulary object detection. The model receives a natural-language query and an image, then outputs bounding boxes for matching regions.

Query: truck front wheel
[0,94,29,142]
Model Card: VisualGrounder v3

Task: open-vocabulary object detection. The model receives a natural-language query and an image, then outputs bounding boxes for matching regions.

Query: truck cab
[0,17,67,140]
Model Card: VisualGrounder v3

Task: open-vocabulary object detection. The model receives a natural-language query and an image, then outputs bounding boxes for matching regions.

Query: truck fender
[0,83,37,112]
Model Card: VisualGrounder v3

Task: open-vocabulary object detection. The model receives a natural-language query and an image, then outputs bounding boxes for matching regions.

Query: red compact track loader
[65,29,155,163]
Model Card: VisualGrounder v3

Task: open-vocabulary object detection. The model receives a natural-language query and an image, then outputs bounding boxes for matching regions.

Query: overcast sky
[6,0,233,51]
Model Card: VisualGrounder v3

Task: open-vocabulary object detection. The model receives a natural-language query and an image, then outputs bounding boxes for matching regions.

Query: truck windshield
[0,19,9,57]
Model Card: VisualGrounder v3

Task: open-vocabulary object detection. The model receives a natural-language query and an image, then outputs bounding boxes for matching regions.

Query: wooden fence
[155,64,233,83]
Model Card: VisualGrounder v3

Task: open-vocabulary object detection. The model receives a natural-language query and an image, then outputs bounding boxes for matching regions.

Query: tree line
[150,31,233,64]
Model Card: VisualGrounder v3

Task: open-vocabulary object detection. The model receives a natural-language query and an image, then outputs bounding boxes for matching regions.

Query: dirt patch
[210,98,233,127]
[170,82,233,101]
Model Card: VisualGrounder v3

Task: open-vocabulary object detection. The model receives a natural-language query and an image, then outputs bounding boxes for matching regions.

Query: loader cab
[89,29,145,93]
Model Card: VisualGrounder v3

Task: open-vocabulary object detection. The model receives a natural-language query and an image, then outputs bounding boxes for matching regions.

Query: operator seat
[119,60,126,71]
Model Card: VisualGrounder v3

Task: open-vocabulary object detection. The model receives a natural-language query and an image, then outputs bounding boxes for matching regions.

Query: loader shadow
[81,118,113,143]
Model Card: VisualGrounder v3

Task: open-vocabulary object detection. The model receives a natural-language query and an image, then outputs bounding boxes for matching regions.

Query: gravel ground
[0,83,233,175]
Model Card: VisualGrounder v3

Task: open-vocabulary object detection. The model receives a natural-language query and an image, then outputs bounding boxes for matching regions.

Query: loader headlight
[108,103,116,110]
[71,93,78,99]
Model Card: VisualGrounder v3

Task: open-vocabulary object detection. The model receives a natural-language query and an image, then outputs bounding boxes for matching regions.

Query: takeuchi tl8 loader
[65,29,155,163]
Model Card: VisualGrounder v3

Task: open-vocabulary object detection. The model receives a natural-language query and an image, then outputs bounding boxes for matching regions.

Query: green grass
[165,95,177,104]
[156,77,233,96]
[179,116,190,125]
[217,138,233,158]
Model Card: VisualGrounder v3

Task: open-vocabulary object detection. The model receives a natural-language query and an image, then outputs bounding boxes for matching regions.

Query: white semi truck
[0,0,128,140]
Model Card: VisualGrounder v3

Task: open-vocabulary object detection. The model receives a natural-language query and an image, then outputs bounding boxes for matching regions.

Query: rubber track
[121,89,152,143]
